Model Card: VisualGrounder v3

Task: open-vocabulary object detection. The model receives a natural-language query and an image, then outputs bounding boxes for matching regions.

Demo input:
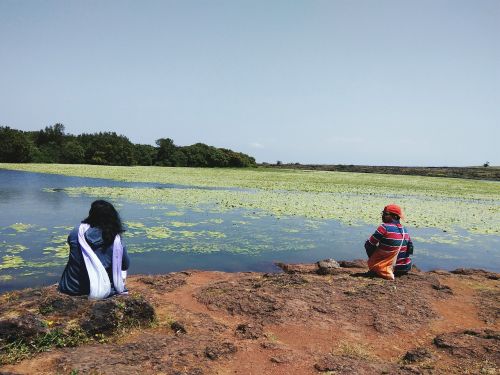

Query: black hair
[390,213,400,220]
[82,200,124,246]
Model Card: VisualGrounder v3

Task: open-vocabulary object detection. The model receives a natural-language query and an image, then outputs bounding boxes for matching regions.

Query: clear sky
[1,0,499,166]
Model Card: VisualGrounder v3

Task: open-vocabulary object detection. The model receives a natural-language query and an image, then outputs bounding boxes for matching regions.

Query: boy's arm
[407,239,414,255]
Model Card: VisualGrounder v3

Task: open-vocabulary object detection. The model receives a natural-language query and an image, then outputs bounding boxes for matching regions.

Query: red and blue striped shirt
[367,221,413,272]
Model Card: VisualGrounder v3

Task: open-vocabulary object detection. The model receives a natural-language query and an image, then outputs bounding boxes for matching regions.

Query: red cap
[384,204,404,219]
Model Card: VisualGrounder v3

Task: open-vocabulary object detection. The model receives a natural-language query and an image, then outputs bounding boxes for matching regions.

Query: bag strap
[78,224,111,299]
[78,224,126,298]
[397,227,405,252]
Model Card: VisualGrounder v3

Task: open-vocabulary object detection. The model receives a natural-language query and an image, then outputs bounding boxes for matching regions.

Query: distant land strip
[263,164,500,181]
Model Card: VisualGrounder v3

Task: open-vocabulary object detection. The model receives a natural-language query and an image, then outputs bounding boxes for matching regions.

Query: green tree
[221,148,256,167]
[36,123,65,146]
[77,132,137,165]
[181,143,209,167]
[1,125,257,168]
[0,126,34,162]
[60,139,85,164]
[155,138,177,166]
[31,123,67,162]
[32,144,60,163]
[134,144,157,166]
[170,149,188,166]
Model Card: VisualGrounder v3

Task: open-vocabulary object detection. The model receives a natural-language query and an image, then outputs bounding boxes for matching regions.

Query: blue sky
[1,0,498,166]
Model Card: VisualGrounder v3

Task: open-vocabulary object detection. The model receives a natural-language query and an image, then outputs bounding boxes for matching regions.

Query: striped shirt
[368,221,413,272]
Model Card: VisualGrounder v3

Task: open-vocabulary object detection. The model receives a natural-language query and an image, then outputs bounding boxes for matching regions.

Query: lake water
[1,169,499,292]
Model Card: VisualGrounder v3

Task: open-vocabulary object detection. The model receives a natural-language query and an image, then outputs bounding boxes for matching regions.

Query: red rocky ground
[0,261,498,375]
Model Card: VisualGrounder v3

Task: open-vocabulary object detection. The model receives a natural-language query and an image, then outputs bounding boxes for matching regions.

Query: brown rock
[260,341,282,350]
[450,268,499,280]
[270,354,292,364]
[431,283,453,294]
[314,354,416,374]
[274,262,318,274]
[122,296,156,325]
[0,313,48,343]
[171,321,187,334]
[434,329,500,361]
[235,323,263,339]
[338,259,368,268]
[39,294,82,315]
[316,259,342,275]
[80,296,155,335]
[204,342,237,360]
[80,300,121,335]
[403,347,433,362]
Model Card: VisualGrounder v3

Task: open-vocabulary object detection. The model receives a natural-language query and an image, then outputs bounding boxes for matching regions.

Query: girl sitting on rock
[59,200,130,298]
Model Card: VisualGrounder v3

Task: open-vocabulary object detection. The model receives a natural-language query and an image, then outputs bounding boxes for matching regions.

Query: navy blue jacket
[58,226,130,296]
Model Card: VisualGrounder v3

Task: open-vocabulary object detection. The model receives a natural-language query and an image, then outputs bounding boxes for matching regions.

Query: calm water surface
[0,169,499,292]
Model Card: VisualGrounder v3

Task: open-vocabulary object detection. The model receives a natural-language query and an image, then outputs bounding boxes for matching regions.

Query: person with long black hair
[59,200,130,298]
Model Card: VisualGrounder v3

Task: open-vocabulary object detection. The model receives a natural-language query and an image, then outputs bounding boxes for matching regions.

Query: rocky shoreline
[1,261,499,374]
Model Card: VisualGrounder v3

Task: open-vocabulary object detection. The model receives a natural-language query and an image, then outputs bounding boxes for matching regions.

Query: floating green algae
[24,260,64,268]
[3,163,499,200]
[169,221,198,228]
[126,232,315,255]
[206,218,224,224]
[282,228,300,233]
[40,234,69,259]
[164,211,185,217]
[7,223,36,233]
[198,230,226,239]
[174,230,196,238]
[2,163,499,242]
[124,232,138,238]
[42,244,68,259]
[20,271,36,276]
[53,225,74,231]
[125,221,146,229]
[415,248,461,260]
[124,222,147,238]
[304,220,326,230]
[144,225,226,241]
[145,226,173,239]
[412,234,473,245]
[0,255,25,270]
[166,219,224,228]
[56,185,500,237]
[232,220,249,225]
[0,243,28,255]
[0,275,13,281]
[50,234,68,244]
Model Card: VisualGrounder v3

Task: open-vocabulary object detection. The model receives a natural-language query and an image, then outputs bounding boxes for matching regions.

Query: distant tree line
[0,124,256,167]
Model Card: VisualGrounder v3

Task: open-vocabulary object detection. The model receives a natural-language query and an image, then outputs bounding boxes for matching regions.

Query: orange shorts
[367,249,398,280]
